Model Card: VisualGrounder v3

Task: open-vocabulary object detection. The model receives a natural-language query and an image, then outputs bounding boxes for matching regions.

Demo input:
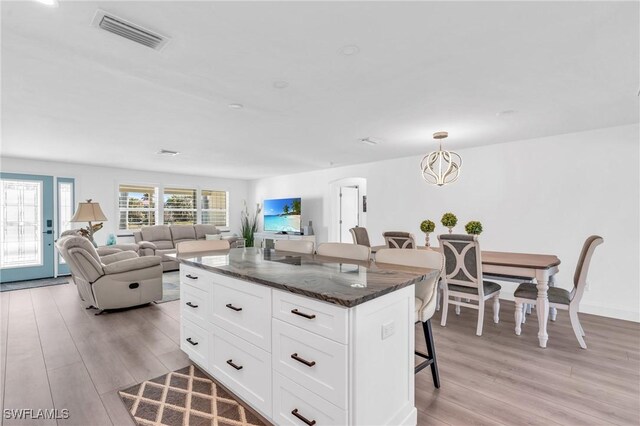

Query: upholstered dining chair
[375,248,443,388]
[274,239,315,254]
[349,226,371,247]
[438,234,501,336]
[176,239,230,255]
[514,235,603,349]
[383,231,417,249]
[316,242,371,261]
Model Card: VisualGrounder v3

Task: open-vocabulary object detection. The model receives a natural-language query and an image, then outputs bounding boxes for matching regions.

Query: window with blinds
[118,184,157,230]
[163,187,197,225]
[201,190,228,226]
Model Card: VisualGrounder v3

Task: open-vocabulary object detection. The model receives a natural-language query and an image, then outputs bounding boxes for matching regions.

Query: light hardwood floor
[0,283,638,425]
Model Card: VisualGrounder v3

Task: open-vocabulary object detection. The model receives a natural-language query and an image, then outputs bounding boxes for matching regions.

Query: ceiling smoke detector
[339,45,360,56]
[157,149,180,156]
[91,10,170,51]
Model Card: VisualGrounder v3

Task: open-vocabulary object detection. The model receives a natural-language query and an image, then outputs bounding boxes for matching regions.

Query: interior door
[0,173,55,282]
[339,186,359,243]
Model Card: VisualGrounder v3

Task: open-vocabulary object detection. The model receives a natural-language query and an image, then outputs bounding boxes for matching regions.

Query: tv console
[254,232,317,250]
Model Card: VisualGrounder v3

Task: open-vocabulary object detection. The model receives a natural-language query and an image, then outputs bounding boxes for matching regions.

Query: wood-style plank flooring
[0,283,638,425]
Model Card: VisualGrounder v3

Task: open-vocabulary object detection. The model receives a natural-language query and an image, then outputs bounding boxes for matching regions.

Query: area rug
[156,271,180,304]
[0,277,69,292]
[118,365,266,426]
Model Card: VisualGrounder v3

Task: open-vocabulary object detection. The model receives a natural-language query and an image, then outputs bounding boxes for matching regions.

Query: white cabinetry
[179,264,416,425]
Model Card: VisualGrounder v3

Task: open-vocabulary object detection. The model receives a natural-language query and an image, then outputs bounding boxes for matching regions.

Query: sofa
[133,224,241,271]
[56,235,163,311]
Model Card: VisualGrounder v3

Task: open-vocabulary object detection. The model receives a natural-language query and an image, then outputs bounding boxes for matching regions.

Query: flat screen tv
[263,197,302,233]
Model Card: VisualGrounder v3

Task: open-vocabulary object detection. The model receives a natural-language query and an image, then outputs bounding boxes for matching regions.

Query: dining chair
[176,239,230,255]
[438,234,501,336]
[375,248,443,388]
[316,242,371,261]
[349,226,371,247]
[274,239,315,254]
[383,231,417,249]
[513,235,603,349]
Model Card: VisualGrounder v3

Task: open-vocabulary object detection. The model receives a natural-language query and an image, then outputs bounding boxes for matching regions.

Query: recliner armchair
[57,235,163,311]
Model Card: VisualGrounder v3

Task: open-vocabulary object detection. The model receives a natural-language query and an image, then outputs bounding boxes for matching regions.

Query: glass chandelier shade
[420,131,462,186]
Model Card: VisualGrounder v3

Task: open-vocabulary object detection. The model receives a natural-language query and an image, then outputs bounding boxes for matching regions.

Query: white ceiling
[2,1,638,179]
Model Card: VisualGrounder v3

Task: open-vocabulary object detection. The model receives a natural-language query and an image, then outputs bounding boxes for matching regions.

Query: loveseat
[133,224,240,271]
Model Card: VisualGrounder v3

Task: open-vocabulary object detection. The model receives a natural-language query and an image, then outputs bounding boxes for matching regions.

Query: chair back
[274,240,315,254]
[349,227,371,247]
[176,239,230,255]
[375,249,443,322]
[56,235,104,284]
[316,243,371,261]
[571,235,604,304]
[383,231,416,249]
[438,234,485,297]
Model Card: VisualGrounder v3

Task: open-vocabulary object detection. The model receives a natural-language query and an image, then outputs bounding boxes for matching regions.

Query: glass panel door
[0,173,54,282]
[57,178,75,275]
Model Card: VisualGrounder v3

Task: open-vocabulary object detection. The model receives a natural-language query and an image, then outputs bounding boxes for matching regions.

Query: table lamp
[70,199,108,246]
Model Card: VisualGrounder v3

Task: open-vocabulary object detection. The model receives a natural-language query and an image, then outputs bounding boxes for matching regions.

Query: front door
[0,173,55,282]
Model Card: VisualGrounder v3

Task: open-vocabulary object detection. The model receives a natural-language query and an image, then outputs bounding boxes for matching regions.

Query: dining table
[372,245,561,348]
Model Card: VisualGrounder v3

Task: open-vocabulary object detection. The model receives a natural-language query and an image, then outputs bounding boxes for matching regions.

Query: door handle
[43,230,53,235]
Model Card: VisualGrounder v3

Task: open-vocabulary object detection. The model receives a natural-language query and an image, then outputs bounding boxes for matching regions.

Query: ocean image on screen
[263,198,301,232]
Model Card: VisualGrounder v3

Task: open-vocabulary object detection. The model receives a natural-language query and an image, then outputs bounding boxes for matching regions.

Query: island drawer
[211,275,271,351]
[273,372,347,426]
[273,290,348,344]
[210,324,272,418]
[180,265,212,293]
[181,317,208,367]
[272,319,347,409]
[181,283,209,324]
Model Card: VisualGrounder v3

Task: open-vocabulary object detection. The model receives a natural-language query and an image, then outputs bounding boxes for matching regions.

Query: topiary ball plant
[441,212,458,233]
[420,220,435,233]
[420,219,436,247]
[465,220,483,235]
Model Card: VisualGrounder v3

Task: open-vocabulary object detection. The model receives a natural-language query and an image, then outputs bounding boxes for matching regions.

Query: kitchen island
[169,248,437,426]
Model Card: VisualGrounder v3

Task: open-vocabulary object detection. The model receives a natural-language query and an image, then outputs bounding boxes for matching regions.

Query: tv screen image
[263,197,301,233]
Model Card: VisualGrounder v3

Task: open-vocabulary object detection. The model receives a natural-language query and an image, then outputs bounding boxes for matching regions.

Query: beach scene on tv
[263,197,302,233]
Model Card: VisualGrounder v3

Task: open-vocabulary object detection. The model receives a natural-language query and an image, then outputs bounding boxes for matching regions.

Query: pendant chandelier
[420,131,462,186]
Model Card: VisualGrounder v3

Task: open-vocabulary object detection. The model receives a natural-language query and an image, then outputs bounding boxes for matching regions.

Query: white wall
[0,157,251,245]
[251,124,640,322]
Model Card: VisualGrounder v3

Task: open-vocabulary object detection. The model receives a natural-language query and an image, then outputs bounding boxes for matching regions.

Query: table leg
[536,272,550,348]
[549,275,557,321]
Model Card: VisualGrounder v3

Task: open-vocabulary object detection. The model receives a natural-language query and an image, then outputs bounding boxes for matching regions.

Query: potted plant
[465,220,483,235]
[241,201,262,247]
[420,219,436,247]
[441,212,458,234]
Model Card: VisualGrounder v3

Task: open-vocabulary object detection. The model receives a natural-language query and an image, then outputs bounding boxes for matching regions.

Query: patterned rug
[118,365,266,426]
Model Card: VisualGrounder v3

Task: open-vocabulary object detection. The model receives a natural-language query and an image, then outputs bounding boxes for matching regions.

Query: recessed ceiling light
[228,103,244,109]
[339,45,360,56]
[360,137,380,146]
[273,81,289,89]
[496,109,518,117]
[35,0,59,7]
[157,149,180,156]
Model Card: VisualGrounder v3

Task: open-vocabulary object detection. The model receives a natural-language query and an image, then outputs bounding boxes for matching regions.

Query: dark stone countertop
[166,248,438,308]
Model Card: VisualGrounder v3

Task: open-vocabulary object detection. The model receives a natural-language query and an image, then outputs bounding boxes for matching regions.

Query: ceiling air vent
[91,10,170,51]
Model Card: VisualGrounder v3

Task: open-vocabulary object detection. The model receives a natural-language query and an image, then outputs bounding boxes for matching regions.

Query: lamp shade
[71,200,108,222]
